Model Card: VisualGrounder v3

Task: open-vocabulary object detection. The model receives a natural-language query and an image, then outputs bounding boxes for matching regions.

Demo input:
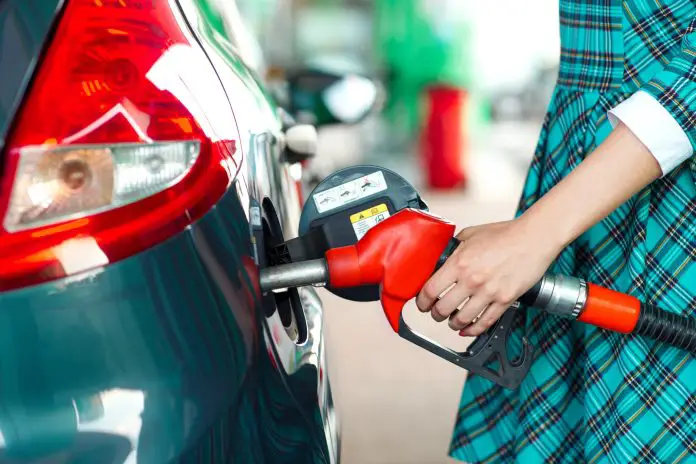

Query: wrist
[511,121,661,258]
[516,205,572,256]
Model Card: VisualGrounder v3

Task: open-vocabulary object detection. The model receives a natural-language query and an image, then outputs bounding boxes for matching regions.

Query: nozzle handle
[439,239,696,353]
[397,308,533,389]
[327,212,533,389]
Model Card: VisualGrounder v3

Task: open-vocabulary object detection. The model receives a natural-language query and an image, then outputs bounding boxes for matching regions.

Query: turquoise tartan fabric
[450,1,696,463]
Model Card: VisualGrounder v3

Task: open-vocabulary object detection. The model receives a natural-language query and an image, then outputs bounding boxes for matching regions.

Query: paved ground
[320,127,536,464]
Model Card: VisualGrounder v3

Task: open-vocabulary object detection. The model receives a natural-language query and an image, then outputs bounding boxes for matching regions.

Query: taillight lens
[6,141,200,231]
[0,0,241,291]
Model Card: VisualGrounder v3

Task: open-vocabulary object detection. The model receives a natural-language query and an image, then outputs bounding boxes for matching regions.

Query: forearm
[518,122,662,249]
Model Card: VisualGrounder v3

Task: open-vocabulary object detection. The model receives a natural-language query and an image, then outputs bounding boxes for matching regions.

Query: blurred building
[375,0,473,140]
[214,0,561,183]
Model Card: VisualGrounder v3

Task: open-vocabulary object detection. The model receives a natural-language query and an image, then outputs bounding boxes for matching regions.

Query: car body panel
[0,0,337,462]
[0,187,327,463]
[179,0,337,460]
[0,0,62,151]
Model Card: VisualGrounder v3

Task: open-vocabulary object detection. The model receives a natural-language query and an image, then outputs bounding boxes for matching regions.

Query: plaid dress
[451,2,696,463]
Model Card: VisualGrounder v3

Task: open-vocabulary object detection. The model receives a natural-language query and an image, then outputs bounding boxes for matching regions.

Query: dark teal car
[0,0,382,461]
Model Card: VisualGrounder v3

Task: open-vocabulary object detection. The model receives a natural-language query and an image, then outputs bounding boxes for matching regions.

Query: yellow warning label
[349,203,392,240]
[350,203,388,223]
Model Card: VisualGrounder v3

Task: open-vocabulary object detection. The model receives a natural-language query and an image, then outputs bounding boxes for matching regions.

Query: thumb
[455,224,486,241]
[456,221,509,242]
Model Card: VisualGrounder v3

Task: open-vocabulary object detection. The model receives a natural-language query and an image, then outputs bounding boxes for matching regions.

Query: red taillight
[0,0,241,291]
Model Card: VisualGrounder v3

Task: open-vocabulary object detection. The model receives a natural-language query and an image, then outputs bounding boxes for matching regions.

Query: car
[0,0,376,462]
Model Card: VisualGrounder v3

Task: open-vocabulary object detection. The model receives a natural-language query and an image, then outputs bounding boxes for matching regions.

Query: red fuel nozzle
[323,208,696,355]
[258,204,694,389]
[326,209,456,331]
[323,209,533,389]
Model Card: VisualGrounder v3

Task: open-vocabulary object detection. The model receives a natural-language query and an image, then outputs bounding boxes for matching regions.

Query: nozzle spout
[259,259,329,293]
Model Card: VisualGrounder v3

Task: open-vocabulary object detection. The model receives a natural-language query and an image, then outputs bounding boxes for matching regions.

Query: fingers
[430,283,471,323]
[415,252,462,311]
[458,302,509,337]
[448,293,491,330]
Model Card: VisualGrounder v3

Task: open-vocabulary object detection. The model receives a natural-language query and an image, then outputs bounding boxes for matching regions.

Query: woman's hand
[414,121,661,337]
[415,218,562,336]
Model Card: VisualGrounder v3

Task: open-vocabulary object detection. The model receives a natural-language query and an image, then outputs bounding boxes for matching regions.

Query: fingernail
[459,329,470,337]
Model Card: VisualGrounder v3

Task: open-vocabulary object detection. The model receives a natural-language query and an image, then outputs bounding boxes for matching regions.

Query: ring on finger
[470,304,490,326]
[437,282,457,300]
[448,297,472,330]
[456,296,472,311]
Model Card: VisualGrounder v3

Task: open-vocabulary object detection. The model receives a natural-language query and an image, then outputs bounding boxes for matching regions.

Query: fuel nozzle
[259,209,534,389]
[258,208,696,389]
[260,208,456,331]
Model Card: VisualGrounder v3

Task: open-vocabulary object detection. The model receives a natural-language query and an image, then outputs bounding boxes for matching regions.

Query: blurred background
[225,0,559,461]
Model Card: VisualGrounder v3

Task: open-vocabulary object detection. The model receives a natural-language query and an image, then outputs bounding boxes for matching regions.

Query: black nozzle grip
[436,237,542,305]
[435,237,460,271]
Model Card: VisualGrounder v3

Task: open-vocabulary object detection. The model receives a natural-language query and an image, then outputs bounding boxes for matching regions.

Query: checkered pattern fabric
[450,2,696,463]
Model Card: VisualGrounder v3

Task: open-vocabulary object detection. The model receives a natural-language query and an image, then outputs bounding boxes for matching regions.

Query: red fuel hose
[578,284,640,333]
[517,278,696,352]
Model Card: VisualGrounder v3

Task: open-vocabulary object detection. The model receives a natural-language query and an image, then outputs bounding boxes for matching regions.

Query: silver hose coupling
[531,274,588,319]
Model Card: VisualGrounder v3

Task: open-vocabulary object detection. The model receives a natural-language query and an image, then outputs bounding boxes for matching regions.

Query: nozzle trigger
[397,308,533,389]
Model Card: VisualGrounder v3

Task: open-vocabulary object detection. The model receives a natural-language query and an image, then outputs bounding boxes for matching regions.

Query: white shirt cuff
[608,91,693,176]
